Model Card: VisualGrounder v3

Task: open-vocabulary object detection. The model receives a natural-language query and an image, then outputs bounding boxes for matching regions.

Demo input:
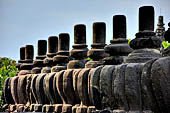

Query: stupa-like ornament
[67,24,88,69]
[126,6,161,63]
[155,16,165,41]
[85,22,108,68]
[104,15,133,65]
[52,33,70,72]
[41,36,58,73]
[32,40,47,74]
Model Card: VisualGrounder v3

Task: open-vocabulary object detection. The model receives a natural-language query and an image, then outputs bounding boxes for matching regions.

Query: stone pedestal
[52,33,70,72]
[32,40,47,74]
[67,24,88,69]
[104,15,132,65]
[41,36,58,73]
[85,22,108,68]
[126,6,161,63]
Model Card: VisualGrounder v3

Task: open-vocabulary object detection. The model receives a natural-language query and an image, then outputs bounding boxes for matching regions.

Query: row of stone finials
[2,5,170,113]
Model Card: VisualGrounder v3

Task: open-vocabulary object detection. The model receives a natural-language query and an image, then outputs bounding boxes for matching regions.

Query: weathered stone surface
[113,64,128,110]
[68,60,87,69]
[16,104,24,112]
[103,56,124,65]
[26,74,35,105]
[17,75,27,104]
[36,73,49,104]
[129,36,161,49]
[62,104,72,113]
[151,57,170,113]
[125,63,143,111]
[31,74,39,103]
[139,6,154,31]
[56,70,68,104]
[90,66,103,109]
[10,76,19,104]
[45,105,55,112]
[125,49,161,63]
[141,59,160,113]
[113,15,126,38]
[44,73,57,104]
[73,69,81,103]
[53,73,62,104]
[3,77,14,104]
[77,68,91,106]
[63,69,76,105]
[100,65,115,109]
[88,68,95,105]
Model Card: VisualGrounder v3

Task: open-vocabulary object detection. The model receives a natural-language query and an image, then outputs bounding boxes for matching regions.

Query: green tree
[0,57,17,111]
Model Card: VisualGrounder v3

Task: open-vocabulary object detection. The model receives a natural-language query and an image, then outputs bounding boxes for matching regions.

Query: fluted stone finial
[32,40,47,74]
[113,15,126,39]
[67,24,88,69]
[52,33,70,72]
[85,22,108,68]
[104,15,132,65]
[41,36,58,73]
[139,6,154,31]
[126,6,161,63]
[129,6,161,50]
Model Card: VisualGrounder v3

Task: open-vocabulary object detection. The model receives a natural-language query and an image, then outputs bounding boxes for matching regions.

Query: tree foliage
[0,57,17,111]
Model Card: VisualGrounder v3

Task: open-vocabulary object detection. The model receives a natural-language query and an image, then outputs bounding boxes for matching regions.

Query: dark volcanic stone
[48,36,58,54]
[31,74,39,103]
[125,63,143,111]
[141,59,160,113]
[74,24,86,44]
[62,104,72,113]
[53,73,62,104]
[100,65,115,109]
[77,68,91,106]
[37,40,47,56]
[17,75,27,104]
[20,47,25,60]
[113,64,128,110]
[139,6,154,31]
[3,77,14,104]
[25,45,34,60]
[44,73,57,104]
[36,73,49,104]
[63,69,76,105]
[56,70,68,104]
[151,57,170,113]
[10,76,19,104]
[113,15,126,38]
[90,66,104,109]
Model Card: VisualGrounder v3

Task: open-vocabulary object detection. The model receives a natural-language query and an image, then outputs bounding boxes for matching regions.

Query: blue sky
[0,0,170,61]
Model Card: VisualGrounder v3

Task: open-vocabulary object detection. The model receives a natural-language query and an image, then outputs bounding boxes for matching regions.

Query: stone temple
[2,6,170,113]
